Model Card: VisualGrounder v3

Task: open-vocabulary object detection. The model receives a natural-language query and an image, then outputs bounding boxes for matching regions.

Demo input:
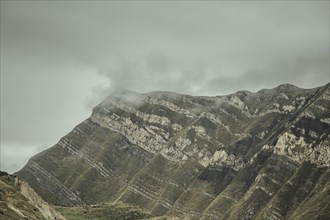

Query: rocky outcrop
[16,83,330,219]
[0,171,65,220]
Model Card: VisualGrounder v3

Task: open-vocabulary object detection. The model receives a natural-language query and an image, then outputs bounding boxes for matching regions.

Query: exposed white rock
[175,136,192,150]
[7,204,28,219]
[91,88,329,173]
[309,130,319,139]
[269,209,283,220]
[314,105,327,111]
[192,125,207,137]
[320,118,330,125]
[91,111,167,154]
[200,112,232,133]
[107,99,171,126]
[160,146,184,162]
[257,131,268,139]
[145,126,156,135]
[203,192,216,199]
[198,151,205,158]
[91,108,196,162]
[255,185,274,196]
[217,96,253,118]
[200,149,245,171]
[322,93,330,101]
[147,98,197,118]
[199,156,212,167]
[230,96,245,111]
[101,102,248,169]
[296,96,305,101]
[172,123,183,131]
[262,144,271,150]
[301,111,316,119]
[296,98,307,110]
[20,181,66,220]
[183,96,194,104]
[254,108,259,115]
[273,103,280,108]
[279,93,289,100]
[274,132,329,167]
[283,105,295,112]
[257,109,286,117]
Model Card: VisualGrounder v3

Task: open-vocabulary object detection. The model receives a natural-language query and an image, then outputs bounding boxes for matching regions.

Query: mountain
[57,202,153,220]
[16,83,330,219]
[0,172,151,220]
[0,171,65,220]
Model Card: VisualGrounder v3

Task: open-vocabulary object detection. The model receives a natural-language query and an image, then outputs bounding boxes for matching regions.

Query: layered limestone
[91,110,168,154]
[107,98,171,126]
[210,150,245,171]
[21,161,83,206]
[16,83,330,220]
[274,132,330,167]
[58,138,111,177]
[147,97,197,118]
[282,105,296,113]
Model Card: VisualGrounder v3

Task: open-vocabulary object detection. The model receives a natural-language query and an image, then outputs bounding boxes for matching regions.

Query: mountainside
[56,202,153,220]
[16,83,330,219]
[0,171,65,220]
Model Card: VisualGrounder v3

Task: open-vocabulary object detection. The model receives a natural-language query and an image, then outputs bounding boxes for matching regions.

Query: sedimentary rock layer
[17,84,330,219]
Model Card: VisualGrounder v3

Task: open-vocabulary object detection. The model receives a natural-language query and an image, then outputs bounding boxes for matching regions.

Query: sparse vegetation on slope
[56,202,152,220]
[16,84,330,219]
[0,171,65,220]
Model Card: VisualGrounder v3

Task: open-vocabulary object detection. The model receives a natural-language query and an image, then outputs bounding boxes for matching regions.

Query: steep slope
[16,83,330,219]
[0,171,65,220]
[56,203,153,220]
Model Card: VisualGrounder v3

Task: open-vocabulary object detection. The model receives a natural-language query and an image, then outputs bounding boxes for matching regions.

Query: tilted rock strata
[16,83,330,219]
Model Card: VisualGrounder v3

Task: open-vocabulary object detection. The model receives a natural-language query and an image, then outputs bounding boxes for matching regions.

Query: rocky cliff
[0,171,65,220]
[16,83,330,219]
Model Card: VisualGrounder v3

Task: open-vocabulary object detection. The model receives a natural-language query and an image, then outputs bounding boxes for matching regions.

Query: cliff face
[16,83,330,219]
[0,171,65,220]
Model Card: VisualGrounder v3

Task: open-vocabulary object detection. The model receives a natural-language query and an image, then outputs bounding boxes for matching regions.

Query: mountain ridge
[16,83,330,219]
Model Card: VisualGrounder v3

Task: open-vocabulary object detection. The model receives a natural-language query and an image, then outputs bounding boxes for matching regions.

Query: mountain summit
[16,84,330,219]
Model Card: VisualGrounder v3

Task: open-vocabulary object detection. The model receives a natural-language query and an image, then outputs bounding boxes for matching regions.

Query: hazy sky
[1,1,329,173]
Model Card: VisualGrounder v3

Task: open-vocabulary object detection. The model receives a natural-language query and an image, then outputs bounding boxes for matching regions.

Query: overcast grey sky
[1,1,329,173]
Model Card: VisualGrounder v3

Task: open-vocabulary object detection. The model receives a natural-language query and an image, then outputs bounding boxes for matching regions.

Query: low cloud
[93,48,329,101]
[205,50,330,95]
[0,142,48,174]
[1,1,328,173]
[93,51,209,97]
